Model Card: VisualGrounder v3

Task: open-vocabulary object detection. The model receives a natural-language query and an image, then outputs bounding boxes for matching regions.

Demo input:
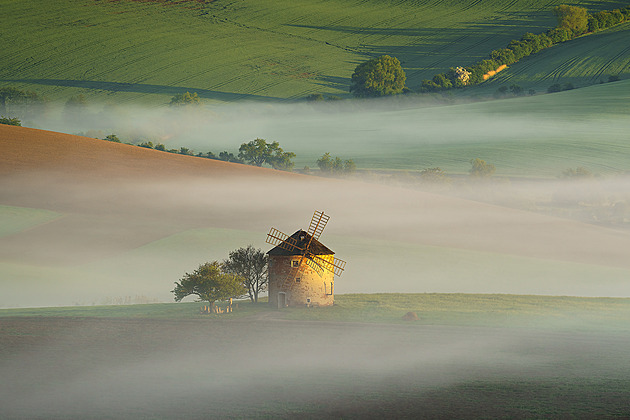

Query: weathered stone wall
[268,254,335,308]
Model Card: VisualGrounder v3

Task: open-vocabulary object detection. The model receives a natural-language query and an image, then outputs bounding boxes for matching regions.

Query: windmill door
[277,292,286,309]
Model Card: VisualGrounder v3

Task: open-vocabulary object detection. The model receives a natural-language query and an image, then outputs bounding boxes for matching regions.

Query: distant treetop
[350,55,407,98]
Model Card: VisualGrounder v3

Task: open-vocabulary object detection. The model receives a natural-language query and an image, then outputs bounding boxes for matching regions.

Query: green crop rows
[2,0,627,104]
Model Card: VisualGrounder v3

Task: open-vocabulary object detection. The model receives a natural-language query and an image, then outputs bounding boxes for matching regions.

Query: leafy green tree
[218,151,243,163]
[169,91,201,107]
[103,134,121,143]
[139,141,154,149]
[305,93,325,102]
[0,116,21,126]
[510,84,524,96]
[419,167,450,184]
[172,261,246,308]
[350,55,406,98]
[179,147,193,155]
[0,87,26,115]
[343,159,357,174]
[65,94,87,108]
[546,27,573,43]
[469,158,496,178]
[494,86,509,98]
[0,87,45,122]
[317,152,334,174]
[239,138,271,166]
[238,138,295,171]
[155,143,166,151]
[547,83,563,93]
[561,166,593,178]
[317,153,356,176]
[554,5,588,35]
[490,48,516,66]
[223,245,268,303]
[269,150,296,171]
[432,73,453,90]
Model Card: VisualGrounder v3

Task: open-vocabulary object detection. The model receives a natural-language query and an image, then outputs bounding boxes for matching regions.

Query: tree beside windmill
[266,211,346,308]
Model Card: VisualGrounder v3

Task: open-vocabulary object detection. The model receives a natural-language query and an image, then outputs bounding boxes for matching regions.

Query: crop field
[476,21,630,94]
[2,295,630,418]
[1,0,628,104]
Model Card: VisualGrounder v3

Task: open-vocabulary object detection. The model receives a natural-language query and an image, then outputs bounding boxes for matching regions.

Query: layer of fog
[31,93,630,175]
[2,318,629,418]
[2,166,630,307]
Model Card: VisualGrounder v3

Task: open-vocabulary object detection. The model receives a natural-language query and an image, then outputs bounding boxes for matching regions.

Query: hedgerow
[419,5,630,92]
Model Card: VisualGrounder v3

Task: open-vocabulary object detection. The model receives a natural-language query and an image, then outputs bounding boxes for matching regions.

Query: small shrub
[547,83,563,93]
[169,91,201,107]
[103,134,121,142]
[0,116,21,126]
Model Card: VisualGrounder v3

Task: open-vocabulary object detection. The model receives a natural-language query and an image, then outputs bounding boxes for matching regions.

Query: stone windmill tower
[266,211,346,308]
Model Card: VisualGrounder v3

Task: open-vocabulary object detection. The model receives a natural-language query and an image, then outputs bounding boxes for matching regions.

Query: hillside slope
[2,125,630,306]
[472,21,630,94]
[1,0,627,104]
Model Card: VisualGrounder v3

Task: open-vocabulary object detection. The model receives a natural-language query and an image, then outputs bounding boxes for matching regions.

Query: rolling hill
[2,124,630,307]
[1,0,628,104]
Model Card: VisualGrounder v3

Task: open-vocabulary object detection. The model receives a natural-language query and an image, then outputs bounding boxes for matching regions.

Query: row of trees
[419,4,630,93]
[172,245,268,308]
[316,152,356,175]
[104,134,360,177]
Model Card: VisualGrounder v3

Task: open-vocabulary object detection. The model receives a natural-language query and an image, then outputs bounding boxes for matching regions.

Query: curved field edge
[1,0,627,104]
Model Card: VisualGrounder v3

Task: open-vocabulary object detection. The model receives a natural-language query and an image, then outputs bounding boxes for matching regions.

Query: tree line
[344,4,629,98]
[102,133,357,176]
[421,4,630,92]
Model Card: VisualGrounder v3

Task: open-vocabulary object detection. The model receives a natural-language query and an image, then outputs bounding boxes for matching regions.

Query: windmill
[266,211,346,308]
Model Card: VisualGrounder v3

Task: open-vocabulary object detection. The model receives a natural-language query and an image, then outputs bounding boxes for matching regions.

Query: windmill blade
[310,254,346,277]
[307,210,330,240]
[304,254,325,276]
[266,228,303,253]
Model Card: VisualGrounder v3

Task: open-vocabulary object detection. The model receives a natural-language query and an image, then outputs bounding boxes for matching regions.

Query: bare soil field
[1,315,630,418]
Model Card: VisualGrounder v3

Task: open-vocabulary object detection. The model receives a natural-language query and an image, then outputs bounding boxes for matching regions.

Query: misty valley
[3,0,630,418]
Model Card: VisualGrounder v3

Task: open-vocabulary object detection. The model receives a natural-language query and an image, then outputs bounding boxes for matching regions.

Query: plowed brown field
[0,124,294,180]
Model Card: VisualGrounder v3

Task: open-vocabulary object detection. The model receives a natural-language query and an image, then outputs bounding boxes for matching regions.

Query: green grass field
[3,293,630,332]
[1,0,628,104]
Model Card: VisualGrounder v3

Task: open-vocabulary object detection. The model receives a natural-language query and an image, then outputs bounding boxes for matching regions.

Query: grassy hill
[1,0,628,104]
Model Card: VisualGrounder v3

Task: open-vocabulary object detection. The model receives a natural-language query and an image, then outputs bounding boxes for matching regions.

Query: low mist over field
[2,316,630,418]
[2,119,630,307]
[28,81,630,177]
[2,82,630,307]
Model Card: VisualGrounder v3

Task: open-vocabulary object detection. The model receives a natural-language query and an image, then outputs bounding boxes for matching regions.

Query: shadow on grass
[1,78,282,102]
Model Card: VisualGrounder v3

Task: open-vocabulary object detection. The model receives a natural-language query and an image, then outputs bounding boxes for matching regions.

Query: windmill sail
[266,227,303,253]
[307,210,330,240]
[310,254,346,277]
[304,254,325,276]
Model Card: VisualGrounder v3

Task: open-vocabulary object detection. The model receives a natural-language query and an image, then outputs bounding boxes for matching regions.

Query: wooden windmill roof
[267,230,334,256]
